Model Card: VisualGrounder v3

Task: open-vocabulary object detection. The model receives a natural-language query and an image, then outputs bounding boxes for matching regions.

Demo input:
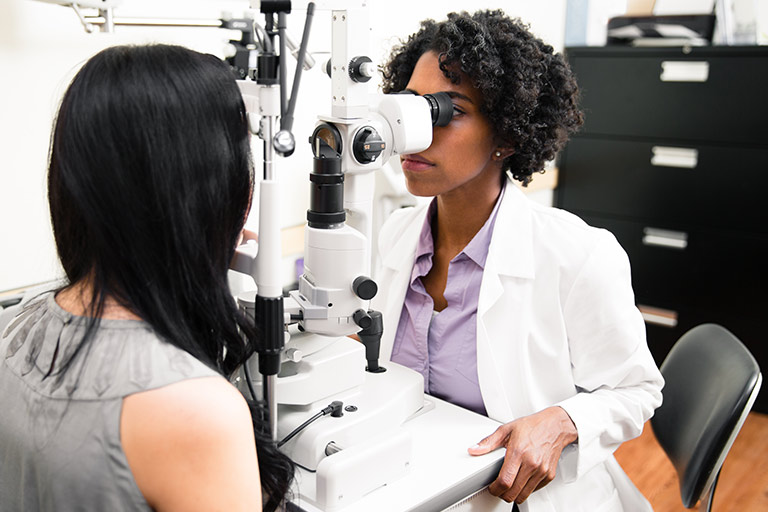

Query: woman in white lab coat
[372,10,664,512]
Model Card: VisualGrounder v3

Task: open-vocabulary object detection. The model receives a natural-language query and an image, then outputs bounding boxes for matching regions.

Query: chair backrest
[651,323,762,508]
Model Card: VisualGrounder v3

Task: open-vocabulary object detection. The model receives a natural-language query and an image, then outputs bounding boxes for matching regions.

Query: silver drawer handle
[642,227,688,250]
[637,304,678,328]
[651,146,698,169]
[660,61,709,82]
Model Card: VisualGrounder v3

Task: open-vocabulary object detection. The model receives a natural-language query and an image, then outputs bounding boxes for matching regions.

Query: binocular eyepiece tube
[422,92,453,127]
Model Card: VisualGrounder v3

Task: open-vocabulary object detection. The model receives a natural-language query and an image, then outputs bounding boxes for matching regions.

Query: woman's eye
[452,105,464,116]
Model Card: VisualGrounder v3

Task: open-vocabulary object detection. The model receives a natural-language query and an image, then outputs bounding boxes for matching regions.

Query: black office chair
[651,323,762,511]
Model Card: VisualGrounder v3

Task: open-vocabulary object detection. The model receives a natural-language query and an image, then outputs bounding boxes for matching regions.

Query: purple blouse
[390,187,504,416]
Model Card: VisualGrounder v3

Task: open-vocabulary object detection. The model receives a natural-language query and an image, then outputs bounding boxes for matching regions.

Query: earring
[495,151,502,158]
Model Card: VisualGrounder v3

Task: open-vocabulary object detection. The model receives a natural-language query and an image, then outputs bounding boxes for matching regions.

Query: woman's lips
[401,156,434,172]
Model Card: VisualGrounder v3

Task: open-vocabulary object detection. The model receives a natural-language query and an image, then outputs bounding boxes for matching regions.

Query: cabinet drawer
[579,212,768,413]
[557,137,768,233]
[579,215,693,308]
[577,214,768,315]
[569,52,768,145]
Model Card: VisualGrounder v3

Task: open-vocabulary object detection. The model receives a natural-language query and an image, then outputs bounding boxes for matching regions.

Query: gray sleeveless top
[0,292,220,511]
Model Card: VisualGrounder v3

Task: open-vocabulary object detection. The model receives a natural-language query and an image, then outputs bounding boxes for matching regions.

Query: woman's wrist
[550,406,579,447]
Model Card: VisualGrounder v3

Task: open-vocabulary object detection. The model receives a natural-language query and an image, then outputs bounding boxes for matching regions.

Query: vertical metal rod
[258,112,280,441]
[263,114,275,180]
[99,6,114,32]
[265,374,278,441]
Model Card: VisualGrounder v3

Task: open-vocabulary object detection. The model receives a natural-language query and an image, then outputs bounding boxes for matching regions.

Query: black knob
[352,276,377,300]
[352,127,386,164]
[348,55,374,83]
[353,309,373,329]
[358,310,385,373]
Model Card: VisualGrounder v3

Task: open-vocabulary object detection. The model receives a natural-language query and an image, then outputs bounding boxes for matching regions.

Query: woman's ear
[493,147,515,161]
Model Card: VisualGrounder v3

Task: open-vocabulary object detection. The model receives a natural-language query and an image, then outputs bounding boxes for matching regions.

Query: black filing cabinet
[555,46,768,412]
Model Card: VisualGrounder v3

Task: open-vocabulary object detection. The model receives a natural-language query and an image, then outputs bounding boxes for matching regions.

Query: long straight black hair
[48,44,292,510]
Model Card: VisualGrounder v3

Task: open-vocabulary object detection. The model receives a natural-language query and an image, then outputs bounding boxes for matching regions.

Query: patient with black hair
[0,44,293,511]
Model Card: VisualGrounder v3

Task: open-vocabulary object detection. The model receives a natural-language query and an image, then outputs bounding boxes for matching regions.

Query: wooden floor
[615,412,768,511]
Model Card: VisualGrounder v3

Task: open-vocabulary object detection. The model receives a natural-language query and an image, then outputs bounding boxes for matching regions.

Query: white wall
[0,0,566,293]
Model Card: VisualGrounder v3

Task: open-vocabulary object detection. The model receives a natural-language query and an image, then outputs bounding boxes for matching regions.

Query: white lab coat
[372,179,664,512]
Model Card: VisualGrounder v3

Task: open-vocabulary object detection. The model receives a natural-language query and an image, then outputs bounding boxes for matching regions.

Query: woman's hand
[468,406,578,504]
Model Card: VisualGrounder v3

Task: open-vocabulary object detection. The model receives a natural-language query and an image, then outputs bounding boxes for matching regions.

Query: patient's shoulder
[121,376,261,511]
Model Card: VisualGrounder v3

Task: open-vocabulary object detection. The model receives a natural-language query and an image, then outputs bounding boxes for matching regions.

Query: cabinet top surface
[565,46,768,58]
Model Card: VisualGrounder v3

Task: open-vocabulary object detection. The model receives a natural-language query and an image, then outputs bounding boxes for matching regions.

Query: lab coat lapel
[378,205,427,360]
[476,182,536,422]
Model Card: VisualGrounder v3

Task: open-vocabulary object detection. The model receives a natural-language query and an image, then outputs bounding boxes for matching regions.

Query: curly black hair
[381,10,583,186]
